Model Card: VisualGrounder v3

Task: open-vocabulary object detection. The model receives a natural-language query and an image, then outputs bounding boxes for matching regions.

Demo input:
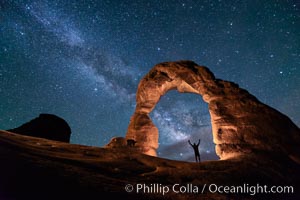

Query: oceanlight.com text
[124,183,294,196]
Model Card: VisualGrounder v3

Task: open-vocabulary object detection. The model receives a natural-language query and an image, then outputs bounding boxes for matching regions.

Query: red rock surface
[1,130,299,200]
[122,61,300,161]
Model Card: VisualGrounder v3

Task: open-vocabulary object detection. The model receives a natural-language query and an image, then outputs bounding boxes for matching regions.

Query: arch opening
[149,90,218,161]
[119,61,300,161]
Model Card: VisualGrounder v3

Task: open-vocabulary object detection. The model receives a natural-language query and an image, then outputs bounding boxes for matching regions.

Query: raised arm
[188,140,192,146]
[197,139,201,146]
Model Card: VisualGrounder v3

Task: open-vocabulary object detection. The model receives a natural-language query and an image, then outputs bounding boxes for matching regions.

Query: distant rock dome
[8,113,71,142]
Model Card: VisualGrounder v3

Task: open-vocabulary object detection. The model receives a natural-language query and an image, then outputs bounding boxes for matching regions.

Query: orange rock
[125,61,300,161]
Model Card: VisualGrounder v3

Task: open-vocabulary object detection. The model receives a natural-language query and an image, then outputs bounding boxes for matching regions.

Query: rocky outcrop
[8,113,71,142]
[122,60,300,160]
[1,129,299,200]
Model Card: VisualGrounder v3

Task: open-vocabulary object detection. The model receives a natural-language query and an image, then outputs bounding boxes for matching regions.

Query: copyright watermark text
[124,183,294,196]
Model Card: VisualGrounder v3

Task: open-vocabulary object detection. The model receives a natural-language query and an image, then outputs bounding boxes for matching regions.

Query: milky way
[0,0,299,161]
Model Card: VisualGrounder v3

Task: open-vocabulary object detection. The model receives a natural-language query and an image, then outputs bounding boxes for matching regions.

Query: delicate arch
[123,61,300,160]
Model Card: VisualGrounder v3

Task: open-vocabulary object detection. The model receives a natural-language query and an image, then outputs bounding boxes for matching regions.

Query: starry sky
[0,0,299,161]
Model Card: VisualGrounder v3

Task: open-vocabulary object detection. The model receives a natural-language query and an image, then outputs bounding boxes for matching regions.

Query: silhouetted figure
[188,139,201,162]
[127,139,137,147]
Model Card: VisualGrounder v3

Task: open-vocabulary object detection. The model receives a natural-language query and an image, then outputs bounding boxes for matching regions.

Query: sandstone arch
[124,60,300,160]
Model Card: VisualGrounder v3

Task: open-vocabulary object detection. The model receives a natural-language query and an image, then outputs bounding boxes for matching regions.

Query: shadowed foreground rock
[116,61,300,161]
[8,113,71,142]
[0,130,299,200]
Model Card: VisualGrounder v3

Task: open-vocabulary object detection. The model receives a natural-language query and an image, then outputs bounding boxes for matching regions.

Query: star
[1,0,299,162]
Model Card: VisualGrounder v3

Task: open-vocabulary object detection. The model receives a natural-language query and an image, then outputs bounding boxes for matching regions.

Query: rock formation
[1,61,300,200]
[118,60,300,161]
[8,113,71,142]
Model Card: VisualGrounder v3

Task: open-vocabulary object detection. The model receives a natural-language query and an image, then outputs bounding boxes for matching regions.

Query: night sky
[1,0,299,161]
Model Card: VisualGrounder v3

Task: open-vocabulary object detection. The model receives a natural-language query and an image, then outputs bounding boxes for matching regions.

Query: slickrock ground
[0,129,299,200]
